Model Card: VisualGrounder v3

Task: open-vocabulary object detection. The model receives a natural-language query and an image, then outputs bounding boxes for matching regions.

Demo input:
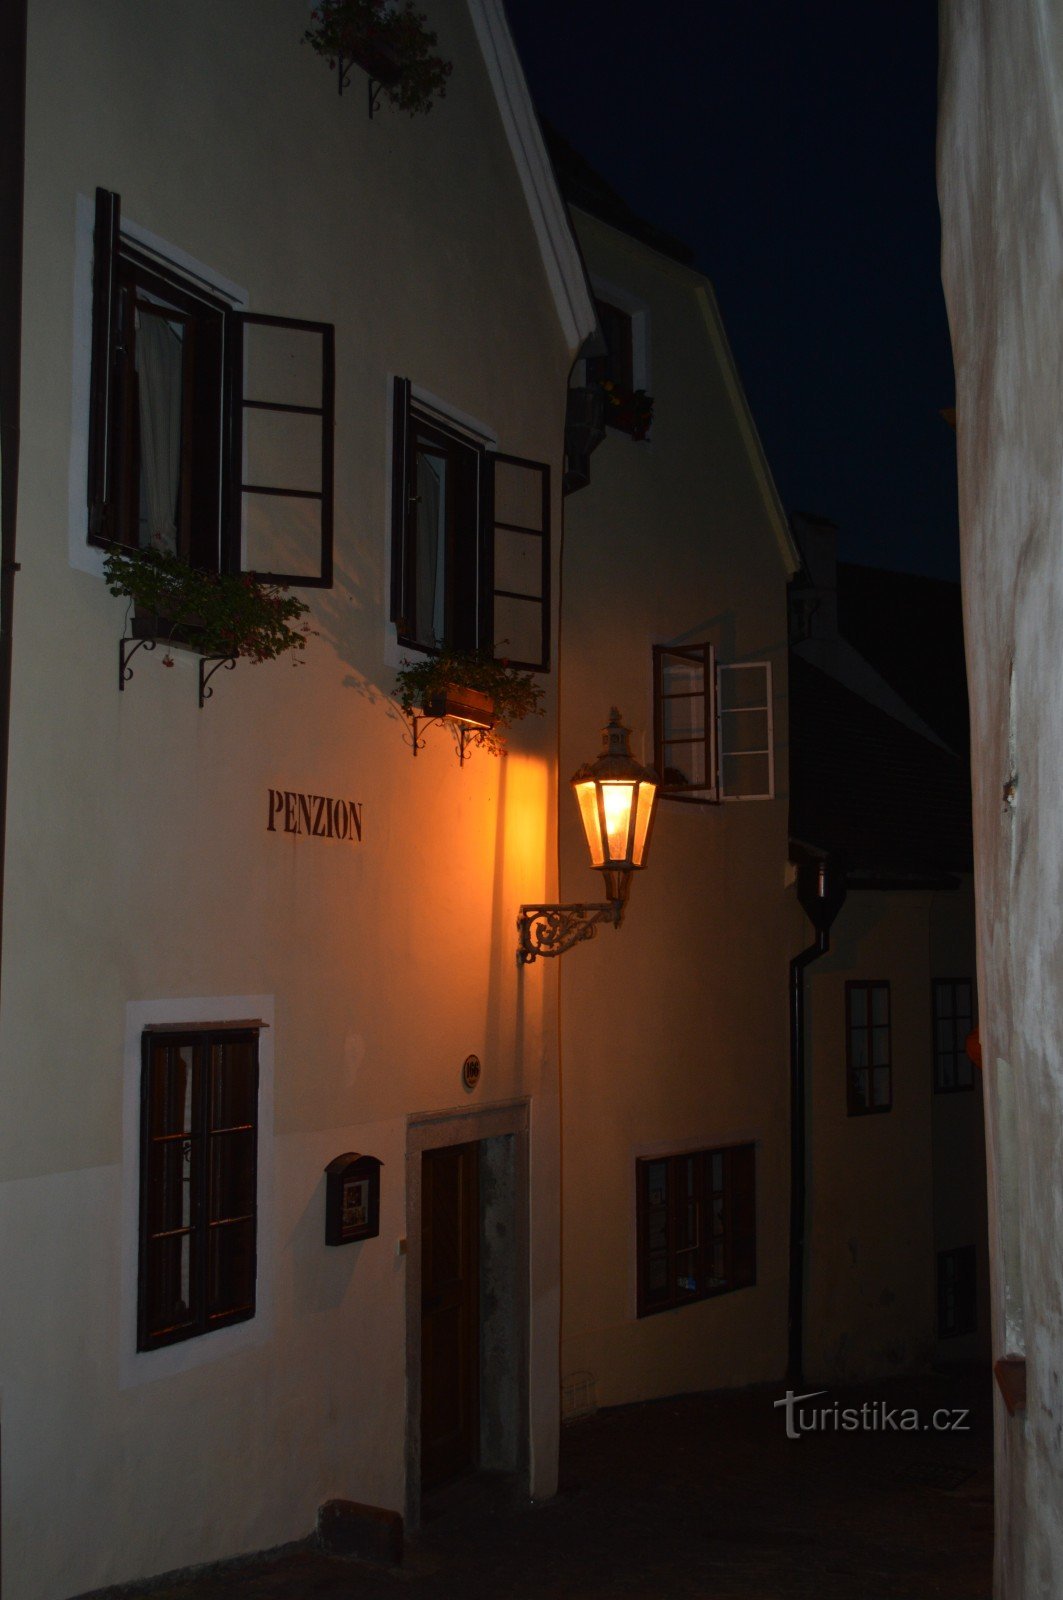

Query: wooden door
[420,1141,480,1490]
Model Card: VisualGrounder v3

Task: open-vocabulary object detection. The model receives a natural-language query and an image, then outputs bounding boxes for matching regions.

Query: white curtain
[136,308,183,555]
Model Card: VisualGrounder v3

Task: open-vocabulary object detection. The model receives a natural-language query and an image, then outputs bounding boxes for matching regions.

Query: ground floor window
[636,1143,756,1317]
[937,1246,977,1338]
[138,1026,259,1351]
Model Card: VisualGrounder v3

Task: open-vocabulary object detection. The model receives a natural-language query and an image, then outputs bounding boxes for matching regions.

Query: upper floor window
[636,1143,756,1317]
[652,644,774,802]
[933,978,975,1091]
[847,980,892,1115]
[390,378,551,670]
[586,298,634,394]
[138,1026,260,1352]
[88,188,334,586]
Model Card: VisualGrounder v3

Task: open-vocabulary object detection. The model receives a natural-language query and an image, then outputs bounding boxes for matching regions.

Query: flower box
[423,685,497,731]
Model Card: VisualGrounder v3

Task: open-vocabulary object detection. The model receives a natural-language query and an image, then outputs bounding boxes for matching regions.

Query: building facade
[0,4,595,1596]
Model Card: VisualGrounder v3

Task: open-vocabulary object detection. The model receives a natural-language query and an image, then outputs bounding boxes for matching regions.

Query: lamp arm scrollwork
[516,901,623,965]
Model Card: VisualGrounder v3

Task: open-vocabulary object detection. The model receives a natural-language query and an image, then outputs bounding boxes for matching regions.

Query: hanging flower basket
[305,0,453,115]
[599,379,654,442]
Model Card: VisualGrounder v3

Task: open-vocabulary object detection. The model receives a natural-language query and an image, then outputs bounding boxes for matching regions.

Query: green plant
[394,648,544,753]
[104,549,312,665]
[305,0,452,115]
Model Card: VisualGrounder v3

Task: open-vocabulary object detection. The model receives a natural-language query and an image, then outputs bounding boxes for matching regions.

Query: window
[390,378,551,669]
[846,980,892,1115]
[636,1144,756,1317]
[138,1027,259,1352]
[937,1246,977,1338]
[933,978,975,1091]
[586,298,634,395]
[652,644,774,801]
[88,188,334,586]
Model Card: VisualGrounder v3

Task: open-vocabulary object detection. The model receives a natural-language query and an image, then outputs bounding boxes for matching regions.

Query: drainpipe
[788,856,846,1383]
[0,0,26,1012]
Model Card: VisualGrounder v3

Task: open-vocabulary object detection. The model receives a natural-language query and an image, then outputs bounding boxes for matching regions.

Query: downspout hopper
[788,856,847,1383]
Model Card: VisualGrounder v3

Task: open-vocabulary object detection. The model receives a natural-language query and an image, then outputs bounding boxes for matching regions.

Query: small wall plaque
[324,1153,382,1245]
[462,1054,481,1090]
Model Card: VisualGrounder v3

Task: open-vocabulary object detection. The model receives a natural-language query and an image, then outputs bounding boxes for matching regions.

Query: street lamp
[517,708,659,964]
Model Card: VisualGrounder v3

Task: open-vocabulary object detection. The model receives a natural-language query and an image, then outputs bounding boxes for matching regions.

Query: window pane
[647,1255,669,1299]
[242,490,322,582]
[720,751,770,798]
[660,739,705,789]
[957,1058,973,1088]
[134,306,186,556]
[956,983,972,1017]
[937,1019,955,1057]
[938,1057,956,1090]
[871,986,889,1025]
[872,1026,890,1066]
[849,988,868,1026]
[718,664,769,711]
[493,593,543,666]
[494,527,542,599]
[207,1219,255,1318]
[243,407,322,496]
[719,707,769,756]
[145,1234,195,1336]
[872,1066,891,1106]
[211,1042,256,1130]
[662,688,704,742]
[209,1131,255,1222]
[850,1029,868,1069]
[243,320,323,410]
[149,1044,195,1137]
[147,1139,193,1234]
[661,654,703,701]
[851,1069,869,1110]
[493,458,544,531]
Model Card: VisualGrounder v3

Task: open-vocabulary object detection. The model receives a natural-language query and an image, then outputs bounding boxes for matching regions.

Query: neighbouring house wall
[929,879,990,1367]
[938,4,1063,1593]
[0,4,582,1597]
[557,209,796,1409]
[801,891,936,1383]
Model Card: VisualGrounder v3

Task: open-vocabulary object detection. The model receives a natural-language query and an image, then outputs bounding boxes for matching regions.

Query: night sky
[502,1,958,581]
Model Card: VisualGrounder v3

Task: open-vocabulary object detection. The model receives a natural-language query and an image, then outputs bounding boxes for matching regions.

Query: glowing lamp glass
[575,780,606,867]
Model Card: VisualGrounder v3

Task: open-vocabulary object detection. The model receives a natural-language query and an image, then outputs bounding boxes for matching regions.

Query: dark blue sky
[502,0,958,580]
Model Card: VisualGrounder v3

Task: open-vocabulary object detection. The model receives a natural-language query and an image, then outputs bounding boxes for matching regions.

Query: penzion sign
[267,788,364,843]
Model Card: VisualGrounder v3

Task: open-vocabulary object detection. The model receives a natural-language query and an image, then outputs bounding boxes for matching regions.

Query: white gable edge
[466,0,596,353]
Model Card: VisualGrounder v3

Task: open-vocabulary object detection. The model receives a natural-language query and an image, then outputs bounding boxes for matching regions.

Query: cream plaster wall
[557,210,796,1408]
[938,4,1063,1591]
[2,3,580,1595]
[801,891,945,1384]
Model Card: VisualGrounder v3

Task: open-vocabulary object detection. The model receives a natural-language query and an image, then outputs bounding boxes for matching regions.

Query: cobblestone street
[95,1370,993,1600]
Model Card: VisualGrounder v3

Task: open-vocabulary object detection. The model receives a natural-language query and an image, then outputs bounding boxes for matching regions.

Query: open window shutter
[87,187,122,542]
[716,661,774,800]
[653,643,717,800]
[482,452,550,671]
[226,312,334,587]
[390,376,412,626]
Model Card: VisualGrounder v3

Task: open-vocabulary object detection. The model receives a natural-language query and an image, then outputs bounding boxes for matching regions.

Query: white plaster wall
[938,4,1063,1592]
[558,210,796,1407]
[2,1,578,1594]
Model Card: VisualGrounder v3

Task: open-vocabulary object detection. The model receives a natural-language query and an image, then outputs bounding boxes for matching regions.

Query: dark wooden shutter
[482,452,550,672]
[226,312,334,587]
[87,187,122,544]
[390,376,412,626]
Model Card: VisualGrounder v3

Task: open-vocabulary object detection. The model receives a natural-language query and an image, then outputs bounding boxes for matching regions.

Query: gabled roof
[466,1,596,352]
[789,654,973,877]
[540,122,696,268]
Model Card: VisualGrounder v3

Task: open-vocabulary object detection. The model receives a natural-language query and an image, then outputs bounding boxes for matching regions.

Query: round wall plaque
[462,1053,481,1091]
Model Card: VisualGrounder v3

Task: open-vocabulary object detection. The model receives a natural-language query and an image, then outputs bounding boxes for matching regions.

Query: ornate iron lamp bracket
[119,634,156,691]
[516,901,623,965]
